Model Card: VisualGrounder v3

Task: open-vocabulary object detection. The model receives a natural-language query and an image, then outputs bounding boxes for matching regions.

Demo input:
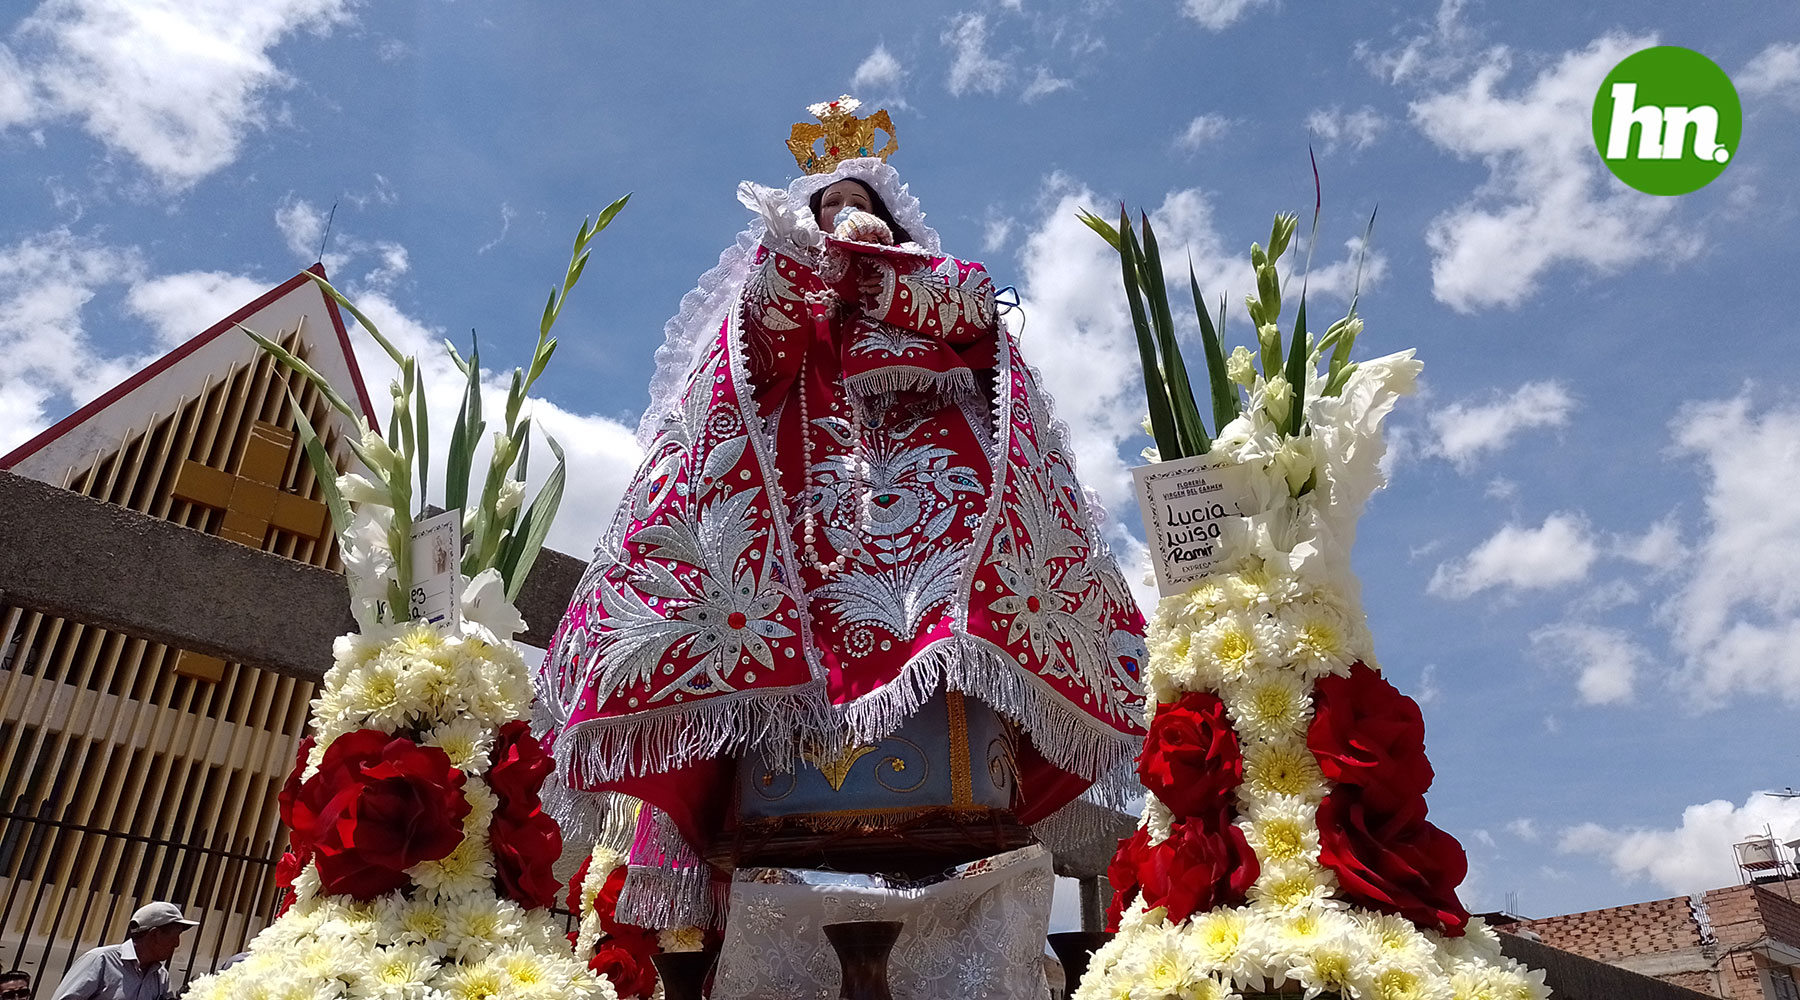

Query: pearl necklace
[797,290,873,578]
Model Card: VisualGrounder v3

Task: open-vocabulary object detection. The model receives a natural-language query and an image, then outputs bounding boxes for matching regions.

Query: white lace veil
[634,158,944,447]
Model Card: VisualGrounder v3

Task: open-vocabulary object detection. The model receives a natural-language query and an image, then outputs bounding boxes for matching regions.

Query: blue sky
[4,0,1800,926]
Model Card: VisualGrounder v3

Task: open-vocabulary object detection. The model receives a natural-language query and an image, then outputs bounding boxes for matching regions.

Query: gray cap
[128,902,198,935]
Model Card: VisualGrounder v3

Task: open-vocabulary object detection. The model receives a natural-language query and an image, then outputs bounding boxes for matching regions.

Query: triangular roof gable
[2,264,382,482]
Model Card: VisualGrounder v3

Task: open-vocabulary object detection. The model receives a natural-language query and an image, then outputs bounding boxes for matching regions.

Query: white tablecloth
[713,844,1054,999]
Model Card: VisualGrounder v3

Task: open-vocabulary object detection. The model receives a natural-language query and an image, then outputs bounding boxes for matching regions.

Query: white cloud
[1417,663,1440,705]
[941,13,1010,97]
[1568,578,1641,616]
[0,224,642,559]
[275,194,410,291]
[1021,66,1072,102]
[1180,0,1274,32]
[852,43,905,93]
[1506,818,1539,842]
[1010,177,1253,588]
[1357,0,1479,85]
[1428,512,1599,598]
[1410,33,1702,312]
[0,227,147,453]
[343,290,642,560]
[1426,380,1576,469]
[1616,516,1685,572]
[1661,395,1800,705]
[1175,113,1229,152]
[1529,622,1645,704]
[981,213,1014,255]
[1559,793,1800,896]
[1306,105,1387,153]
[124,270,271,348]
[6,0,355,190]
[477,203,516,256]
[1739,42,1800,109]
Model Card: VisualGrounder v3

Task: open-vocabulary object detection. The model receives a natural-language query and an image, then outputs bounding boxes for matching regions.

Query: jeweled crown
[788,96,898,175]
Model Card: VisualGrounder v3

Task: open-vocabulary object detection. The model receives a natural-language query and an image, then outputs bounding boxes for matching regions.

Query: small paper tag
[409,509,463,632]
[1132,453,1254,596]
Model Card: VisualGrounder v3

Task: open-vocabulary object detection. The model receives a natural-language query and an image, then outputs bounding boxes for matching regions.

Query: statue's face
[815,179,873,230]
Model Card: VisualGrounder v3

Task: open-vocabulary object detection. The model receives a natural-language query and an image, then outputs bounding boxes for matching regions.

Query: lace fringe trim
[844,365,978,399]
[618,864,731,930]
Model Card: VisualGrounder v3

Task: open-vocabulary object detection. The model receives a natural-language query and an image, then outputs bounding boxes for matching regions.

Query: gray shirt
[50,939,171,1000]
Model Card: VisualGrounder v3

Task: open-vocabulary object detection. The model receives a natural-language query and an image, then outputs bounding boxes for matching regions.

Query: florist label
[409,508,462,632]
[1132,453,1253,596]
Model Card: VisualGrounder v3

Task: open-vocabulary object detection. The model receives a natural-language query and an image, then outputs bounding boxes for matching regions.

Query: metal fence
[0,804,585,996]
[0,803,285,996]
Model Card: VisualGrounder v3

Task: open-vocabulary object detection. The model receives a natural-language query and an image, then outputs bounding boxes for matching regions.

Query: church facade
[0,267,375,986]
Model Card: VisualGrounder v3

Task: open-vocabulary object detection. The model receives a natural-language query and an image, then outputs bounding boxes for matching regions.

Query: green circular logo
[1592,46,1740,195]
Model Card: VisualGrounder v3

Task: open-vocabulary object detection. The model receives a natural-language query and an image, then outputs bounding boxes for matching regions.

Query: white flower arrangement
[188,205,631,1000]
[1072,209,1547,1000]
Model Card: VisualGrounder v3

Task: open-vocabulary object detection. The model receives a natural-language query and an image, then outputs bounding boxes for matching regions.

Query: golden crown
[788,96,897,175]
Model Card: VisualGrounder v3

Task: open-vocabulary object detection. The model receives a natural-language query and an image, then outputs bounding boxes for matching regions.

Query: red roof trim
[1,266,384,470]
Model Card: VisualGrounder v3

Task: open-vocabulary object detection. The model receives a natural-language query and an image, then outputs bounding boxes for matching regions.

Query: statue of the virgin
[535,98,1148,934]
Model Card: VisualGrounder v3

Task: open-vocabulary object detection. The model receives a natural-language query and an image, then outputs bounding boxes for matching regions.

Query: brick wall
[1512,895,1705,963]
[1752,884,1800,950]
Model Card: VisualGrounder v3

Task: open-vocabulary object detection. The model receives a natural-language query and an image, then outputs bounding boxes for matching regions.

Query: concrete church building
[0,266,375,986]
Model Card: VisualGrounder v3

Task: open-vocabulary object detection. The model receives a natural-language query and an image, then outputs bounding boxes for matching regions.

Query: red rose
[298,729,471,899]
[1135,815,1259,924]
[489,720,554,820]
[1316,786,1470,936]
[1104,814,1258,927]
[596,865,635,936]
[591,928,659,998]
[1308,661,1434,813]
[1136,691,1244,820]
[568,854,594,915]
[491,806,563,909]
[1104,828,1148,932]
[278,735,317,859]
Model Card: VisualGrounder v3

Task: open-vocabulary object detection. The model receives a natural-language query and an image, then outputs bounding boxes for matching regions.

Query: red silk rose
[1316,786,1470,935]
[297,729,470,899]
[568,853,593,914]
[277,735,317,859]
[1136,691,1244,820]
[489,720,554,818]
[1135,815,1259,923]
[597,865,633,936]
[1104,814,1257,927]
[1104,828,1148,931]
[1308,662,1434,813]
[491,806,563,909]
[591,927,659,998]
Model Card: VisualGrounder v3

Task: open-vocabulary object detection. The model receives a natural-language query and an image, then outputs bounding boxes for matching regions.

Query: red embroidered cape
[540,237,1146,850]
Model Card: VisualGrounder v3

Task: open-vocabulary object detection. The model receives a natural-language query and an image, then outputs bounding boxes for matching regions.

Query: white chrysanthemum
[294,931,368,986]
[338,657,408,731]
[1223,560,1304,613]
[422,717,494,772]
[351,943,436,1000]
[1368,962,1454,1000]
[1280,597,1368,679]
[462,781,498,833]
[441,892,524,960]
[289,864,323,906]
[392,658,453,727]
[1125,926,1212,999]
[392,899,451,957]
[1358,912,1441,971]
[1138,793,1176,845]
[1185,907,1249,978]
[333,632,386,671]
[1269,906,1357,956]
[409,832,494,899]
[1241,738,1326,802]
[1192,610,1265,685]
[1286,931,1370,1000]
[1248,857,1336,910]
[1241,796,1320,864]
[1223,670,1312,742]
[432,957,511,1000]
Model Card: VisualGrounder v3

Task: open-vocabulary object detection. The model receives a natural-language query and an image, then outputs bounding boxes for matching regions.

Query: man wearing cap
[51,902,196,1000]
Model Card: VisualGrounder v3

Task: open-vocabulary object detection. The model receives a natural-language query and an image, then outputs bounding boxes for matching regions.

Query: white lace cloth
[712,845,1055,999]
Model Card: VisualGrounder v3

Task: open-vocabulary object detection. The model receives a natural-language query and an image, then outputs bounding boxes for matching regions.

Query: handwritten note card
[1132,453,1253,597]
[409,508,463,632]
